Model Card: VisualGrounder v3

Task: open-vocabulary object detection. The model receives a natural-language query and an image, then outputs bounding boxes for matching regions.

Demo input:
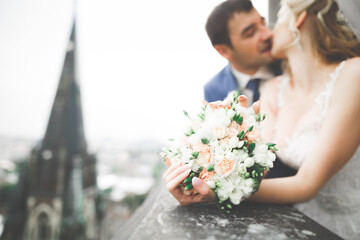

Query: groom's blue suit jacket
[204,64,238,102]
[204,61,283,103]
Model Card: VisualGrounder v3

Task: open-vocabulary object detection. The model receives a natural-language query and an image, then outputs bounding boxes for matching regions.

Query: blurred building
[1,21,100,240]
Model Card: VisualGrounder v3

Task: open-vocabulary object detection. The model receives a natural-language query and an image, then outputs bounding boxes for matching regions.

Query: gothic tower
[1,20,99,240]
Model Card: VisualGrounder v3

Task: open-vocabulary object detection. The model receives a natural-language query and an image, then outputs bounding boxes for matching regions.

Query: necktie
[246,78,261,103]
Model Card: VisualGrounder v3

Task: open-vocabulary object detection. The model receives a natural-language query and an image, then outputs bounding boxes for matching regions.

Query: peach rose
[238,122,249,132]
[219,137,230,145]
[197,152,212,167]
[215,158,236,176]
[229,121,241,131]
[192,143,211,153]
[246,126,260,142]
[200,168,216,182]
[214,126,228,139]
[228,127,239,138]
[179,136,190,147]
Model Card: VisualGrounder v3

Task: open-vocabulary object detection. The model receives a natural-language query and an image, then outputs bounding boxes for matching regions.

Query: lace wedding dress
[274,61,360,240]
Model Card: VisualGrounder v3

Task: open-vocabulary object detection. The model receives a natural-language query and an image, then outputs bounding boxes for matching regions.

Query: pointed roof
[41,22,87,156]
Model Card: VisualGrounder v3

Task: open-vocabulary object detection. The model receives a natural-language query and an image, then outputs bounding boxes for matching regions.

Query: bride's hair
[282,0,360,64]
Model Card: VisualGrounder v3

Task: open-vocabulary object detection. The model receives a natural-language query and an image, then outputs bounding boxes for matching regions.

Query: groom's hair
[205,0,253,47]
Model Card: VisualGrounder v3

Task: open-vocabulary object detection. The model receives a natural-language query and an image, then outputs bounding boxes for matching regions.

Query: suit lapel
[224,64,238,92]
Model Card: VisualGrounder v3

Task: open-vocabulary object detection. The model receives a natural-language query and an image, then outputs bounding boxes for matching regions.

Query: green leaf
[266,143,276,147]
[192,151,199,159]
[233,114,238,122]
[183,176,192,184]
[197,113,205,120]
[247,126,254,132]
[207,165,214,172]
[262,113,266,121]
[248,142,256,152]
[269,146,278,151]
[201,138,210,144]
[236,116,243,125]
[255,112,261,122]
[183,110,190,118]
[185,128,195,136]
[237,130,245,140]
[184,184,193,191]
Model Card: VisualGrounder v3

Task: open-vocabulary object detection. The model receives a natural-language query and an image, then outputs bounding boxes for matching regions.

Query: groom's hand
[163,163,216,205]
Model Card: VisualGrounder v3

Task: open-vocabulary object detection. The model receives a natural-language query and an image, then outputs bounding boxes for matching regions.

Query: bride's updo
[282,0,360,64]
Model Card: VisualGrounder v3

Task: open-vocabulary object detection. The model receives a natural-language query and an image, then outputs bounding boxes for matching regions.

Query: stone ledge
[113,179,342,240]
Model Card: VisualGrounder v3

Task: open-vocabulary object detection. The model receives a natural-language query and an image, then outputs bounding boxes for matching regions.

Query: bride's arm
[251,58,360,203]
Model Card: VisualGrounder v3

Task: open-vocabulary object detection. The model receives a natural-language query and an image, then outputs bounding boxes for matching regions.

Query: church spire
[42,22,87,157]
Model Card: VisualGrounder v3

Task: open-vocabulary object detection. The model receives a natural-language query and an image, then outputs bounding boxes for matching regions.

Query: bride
[163,0,360,238]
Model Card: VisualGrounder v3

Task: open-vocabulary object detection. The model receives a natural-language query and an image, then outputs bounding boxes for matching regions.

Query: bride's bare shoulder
[344,57,360,78]
[332,57,360,105]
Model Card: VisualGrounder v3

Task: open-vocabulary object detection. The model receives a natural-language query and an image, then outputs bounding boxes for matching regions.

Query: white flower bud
[238,163,247,174]
[244,157,255,168]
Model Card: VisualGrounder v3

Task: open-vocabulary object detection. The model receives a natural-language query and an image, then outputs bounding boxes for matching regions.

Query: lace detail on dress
[275,61,347,169]
[315,61,346,126]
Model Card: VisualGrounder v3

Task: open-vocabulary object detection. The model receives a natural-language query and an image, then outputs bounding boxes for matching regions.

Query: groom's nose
[260,25,273,41]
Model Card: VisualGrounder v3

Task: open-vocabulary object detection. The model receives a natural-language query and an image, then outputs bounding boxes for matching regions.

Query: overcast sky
[0,0,268,144]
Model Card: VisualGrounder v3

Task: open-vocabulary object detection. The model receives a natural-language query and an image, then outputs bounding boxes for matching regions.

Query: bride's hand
[163,162,216,205]
[238,95,260,113]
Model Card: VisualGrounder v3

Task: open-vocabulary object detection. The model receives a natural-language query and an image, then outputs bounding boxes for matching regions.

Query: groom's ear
[295,11,307,29]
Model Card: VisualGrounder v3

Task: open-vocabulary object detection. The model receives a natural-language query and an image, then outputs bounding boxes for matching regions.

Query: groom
[204,0,296,179]
[204,0,281,105]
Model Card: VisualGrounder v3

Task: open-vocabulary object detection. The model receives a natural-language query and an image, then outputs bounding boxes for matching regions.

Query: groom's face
[227,9,274,72]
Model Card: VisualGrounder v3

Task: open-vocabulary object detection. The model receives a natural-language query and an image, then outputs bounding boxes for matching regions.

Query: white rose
[245,178,253,187]
[229,191,243,205]
[238,163,247,174]
[206,180,216,189]
[180,147,193,163]
[191,118,202,132]
[228,136,239,149]
[243,186,253,196]
[225,152,236,161]
[252,143,276,168]
[205,106,214,116]
[239,153,249,162]
[244,157,255,168]
[189,134,201,145]
[245,115,257,126]
[209,108,231,127]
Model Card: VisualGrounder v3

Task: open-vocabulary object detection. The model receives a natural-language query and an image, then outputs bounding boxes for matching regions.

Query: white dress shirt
[230,65,275,104]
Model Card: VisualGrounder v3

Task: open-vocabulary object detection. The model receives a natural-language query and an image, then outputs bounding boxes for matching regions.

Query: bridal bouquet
[161,91,277,212]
